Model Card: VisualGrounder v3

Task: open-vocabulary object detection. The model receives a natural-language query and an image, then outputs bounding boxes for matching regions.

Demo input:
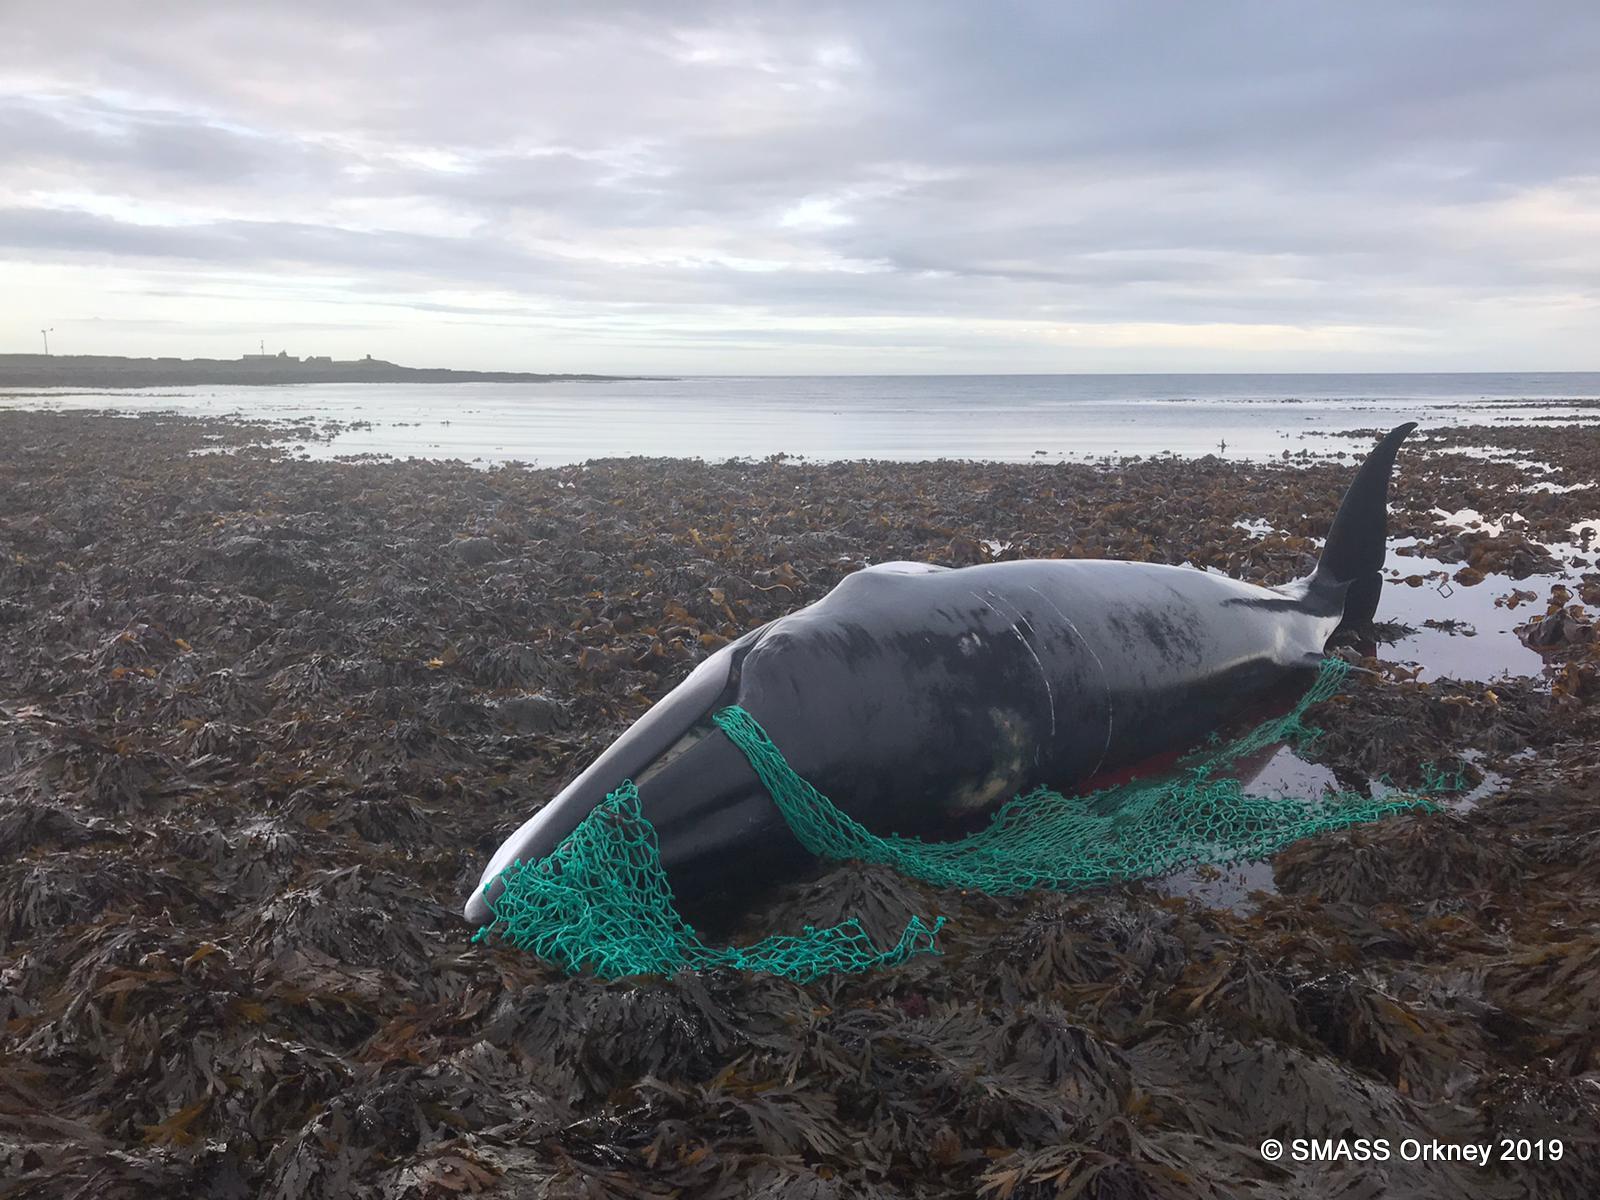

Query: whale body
[465,424,1416,925]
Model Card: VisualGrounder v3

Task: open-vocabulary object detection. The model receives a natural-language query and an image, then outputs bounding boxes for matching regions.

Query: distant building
[304,355,332,365]
[242,349,299,363]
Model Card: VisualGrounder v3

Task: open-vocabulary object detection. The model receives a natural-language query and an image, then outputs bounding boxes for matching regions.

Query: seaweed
[1,408,1598,1197]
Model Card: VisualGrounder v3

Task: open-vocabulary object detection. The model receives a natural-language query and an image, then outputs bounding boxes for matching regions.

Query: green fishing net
[474,658,1440,981]
[469,780,943,983]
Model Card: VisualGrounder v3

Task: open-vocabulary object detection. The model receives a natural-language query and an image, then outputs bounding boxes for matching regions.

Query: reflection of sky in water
[1156,860,1280,911]
[4,374,1599,465]
[1379,545,1551,682]
[1155,744,1335,912]
[1156,744,1513,913]
[1379,515,1595,684]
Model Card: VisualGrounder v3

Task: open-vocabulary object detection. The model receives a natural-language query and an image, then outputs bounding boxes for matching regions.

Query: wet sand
[1,409,1597,1197]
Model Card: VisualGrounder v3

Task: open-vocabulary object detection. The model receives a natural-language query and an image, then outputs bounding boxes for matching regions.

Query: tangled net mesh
[475,658,1440,982]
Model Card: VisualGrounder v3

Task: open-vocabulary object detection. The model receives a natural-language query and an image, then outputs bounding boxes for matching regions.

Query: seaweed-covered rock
[1274,812,1531,905]
[1,408,1598,1198]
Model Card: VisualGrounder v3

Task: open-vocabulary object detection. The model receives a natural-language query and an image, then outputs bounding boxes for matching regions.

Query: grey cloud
[0,206,559,283]
[0,188,1580,341]
[0,94,345,191]
[2,1,1598,367]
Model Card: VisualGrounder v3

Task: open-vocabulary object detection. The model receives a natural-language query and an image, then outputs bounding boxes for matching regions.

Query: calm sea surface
[5,372,1598,465]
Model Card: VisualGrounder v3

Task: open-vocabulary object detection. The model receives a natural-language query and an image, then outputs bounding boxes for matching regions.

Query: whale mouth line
[462,628,771,925]
[635,723,716,784]
[632,632,766,786]
[463,627,790,927]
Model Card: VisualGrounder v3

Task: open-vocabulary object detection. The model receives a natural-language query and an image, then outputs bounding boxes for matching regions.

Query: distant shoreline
[0,353,646,388]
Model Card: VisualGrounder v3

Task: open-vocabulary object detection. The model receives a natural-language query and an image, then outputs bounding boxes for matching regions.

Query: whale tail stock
[1306,421,1418,630]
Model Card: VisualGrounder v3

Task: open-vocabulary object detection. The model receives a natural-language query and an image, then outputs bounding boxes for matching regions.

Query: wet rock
[446,535,501,565]
[1520,606,1596,650]
[217,534,269,558]
[490,692,567,733]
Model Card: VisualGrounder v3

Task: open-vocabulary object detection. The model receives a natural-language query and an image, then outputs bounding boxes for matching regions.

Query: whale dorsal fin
[1303,422,1417,630]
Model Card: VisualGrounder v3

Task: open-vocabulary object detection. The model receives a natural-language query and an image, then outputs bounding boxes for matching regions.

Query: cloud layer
[3,2,1598,371]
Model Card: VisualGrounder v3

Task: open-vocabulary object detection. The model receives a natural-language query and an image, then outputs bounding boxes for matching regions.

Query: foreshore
[1,408,1597,1196]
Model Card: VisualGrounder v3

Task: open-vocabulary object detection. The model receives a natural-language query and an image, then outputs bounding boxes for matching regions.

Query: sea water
[5,371,1597,465]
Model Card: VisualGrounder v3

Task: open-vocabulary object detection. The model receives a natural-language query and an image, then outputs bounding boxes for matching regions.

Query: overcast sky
[2,2,1597,373]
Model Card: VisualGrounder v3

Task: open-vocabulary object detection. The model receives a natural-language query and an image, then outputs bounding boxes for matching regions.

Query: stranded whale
[465,423,1417,925]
